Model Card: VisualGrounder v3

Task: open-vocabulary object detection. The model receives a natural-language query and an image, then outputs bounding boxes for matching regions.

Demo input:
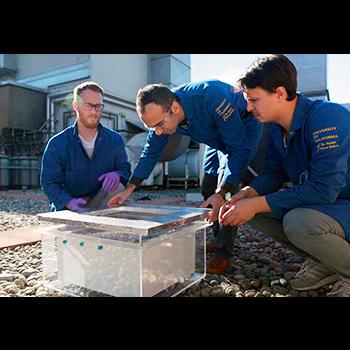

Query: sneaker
[290,258,339,291]
[207,254,231,274]
[327,276,350,297]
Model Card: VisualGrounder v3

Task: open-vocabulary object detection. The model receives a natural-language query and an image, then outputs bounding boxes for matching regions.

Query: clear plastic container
[38,205,210,297]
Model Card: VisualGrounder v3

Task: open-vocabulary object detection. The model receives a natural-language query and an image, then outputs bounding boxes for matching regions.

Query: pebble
[0,189,333,297]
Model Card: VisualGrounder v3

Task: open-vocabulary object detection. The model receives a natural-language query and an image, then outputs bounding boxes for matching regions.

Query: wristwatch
[215,188,232,201]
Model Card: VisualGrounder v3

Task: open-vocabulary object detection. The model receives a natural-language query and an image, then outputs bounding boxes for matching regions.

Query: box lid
[37,204,210,236]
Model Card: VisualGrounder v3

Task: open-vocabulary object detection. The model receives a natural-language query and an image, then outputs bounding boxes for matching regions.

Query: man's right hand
[108,184,136,207]
[67,198,87,212]
[200,193,226,222]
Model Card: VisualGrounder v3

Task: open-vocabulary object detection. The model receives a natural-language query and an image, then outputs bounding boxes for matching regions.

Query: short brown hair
[73,81,104,101]
[136,84,176,113]
[236,54,297,101]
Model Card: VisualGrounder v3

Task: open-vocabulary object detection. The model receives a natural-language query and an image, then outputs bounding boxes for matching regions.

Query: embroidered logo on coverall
[215,99,235,121]
[312,126,340,152]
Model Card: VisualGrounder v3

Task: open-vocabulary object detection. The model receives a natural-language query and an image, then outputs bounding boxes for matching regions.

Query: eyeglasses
[81,102,105,112]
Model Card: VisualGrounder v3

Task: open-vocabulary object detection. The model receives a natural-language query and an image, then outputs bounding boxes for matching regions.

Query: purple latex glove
[98,171,120,192]
[67,198,87,212]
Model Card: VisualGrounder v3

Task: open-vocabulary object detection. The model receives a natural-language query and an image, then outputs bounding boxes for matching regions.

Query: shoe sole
[291,274,339,291]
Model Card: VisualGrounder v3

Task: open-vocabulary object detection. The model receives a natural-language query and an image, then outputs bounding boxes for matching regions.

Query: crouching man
[219,54,350,296]
[40,81,131,212]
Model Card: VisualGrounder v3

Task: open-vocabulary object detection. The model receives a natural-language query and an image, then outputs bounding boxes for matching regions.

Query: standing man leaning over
[219,54,350,296]
[108,80,263,274]
[40,81,131,212]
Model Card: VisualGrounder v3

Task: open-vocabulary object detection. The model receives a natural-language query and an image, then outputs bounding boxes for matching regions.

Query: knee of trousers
[282,208,322,246]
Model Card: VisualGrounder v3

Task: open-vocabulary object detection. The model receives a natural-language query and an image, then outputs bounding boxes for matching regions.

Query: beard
[79,114,101,129]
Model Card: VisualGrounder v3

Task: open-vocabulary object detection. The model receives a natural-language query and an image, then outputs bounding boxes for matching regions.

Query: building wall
[149,54,191,88]
[90,54,148,102]
[286,54,327,93]
[0,84,46,130]
[16,54,89,80]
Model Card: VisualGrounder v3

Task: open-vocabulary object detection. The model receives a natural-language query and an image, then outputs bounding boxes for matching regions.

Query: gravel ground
[0,188,335,297]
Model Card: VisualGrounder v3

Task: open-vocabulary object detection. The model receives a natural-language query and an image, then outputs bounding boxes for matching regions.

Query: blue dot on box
[97,245,104,251]
[62,239,68,244]
[80,242,85,247]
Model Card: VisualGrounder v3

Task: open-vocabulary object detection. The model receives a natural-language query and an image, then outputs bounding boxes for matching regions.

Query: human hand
[67,198,87,212]
[227,189,249,205]
[219,198,257,226]
[108,190,131,207]
[200,193,226,222]
[98,171,120,192]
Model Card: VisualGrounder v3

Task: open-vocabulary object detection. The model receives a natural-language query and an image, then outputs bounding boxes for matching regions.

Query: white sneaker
[290,258,339,291]
[327,277,350,297]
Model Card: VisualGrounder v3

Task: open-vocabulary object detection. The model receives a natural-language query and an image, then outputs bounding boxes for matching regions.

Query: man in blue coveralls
[108,80,263,274]
[220,54,350,296]
[40,81,131,212]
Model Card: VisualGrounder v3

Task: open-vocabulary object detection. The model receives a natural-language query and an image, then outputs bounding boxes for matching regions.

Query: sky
[190,54,350,105]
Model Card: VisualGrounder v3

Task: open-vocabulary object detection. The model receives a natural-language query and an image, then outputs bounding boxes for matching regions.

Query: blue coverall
[129,80,263,253]
[40,122,131,211]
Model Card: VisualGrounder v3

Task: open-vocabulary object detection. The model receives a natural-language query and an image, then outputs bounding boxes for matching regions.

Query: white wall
[286,54,327,93]
[16,54,89,79]
[90,54,148,103]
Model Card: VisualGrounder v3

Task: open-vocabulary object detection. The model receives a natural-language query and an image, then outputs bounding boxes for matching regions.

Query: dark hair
[136,84,176,113]
[236,54,297,101]
[73,81,104,100]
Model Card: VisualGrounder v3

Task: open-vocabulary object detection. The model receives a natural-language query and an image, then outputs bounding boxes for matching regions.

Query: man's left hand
[219,198,263,226]
[98,171,120,192]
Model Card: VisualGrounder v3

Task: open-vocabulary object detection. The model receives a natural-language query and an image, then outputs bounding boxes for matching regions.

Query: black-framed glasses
[81,102,105,112]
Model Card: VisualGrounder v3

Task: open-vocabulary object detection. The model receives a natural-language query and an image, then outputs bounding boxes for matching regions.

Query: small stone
[4,285,19,294]
[307,290,319,297]
[270,279,280,287]
[14,278,26,288]
[262,290,272,297]
[22,268,38,277]
[210,288,222,296]
[288,289,299,297]
[244,271,255,279]
[237,279,250,290]
[259,268,269,275]
[272,286,288,295]
[279,278,288,286]
[250,279,262,289]
[200,289,210,297]
[233,274,245,280]
[244,290,256,297]
[209,280,220,286]
[257,255,275,265]
[0,273,17,282]
[26,280,38,287]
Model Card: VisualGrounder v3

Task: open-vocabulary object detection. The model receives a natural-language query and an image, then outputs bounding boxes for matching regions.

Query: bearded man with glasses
[41,81,131,212]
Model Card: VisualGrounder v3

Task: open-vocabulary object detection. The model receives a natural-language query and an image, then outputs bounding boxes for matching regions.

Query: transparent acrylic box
[38,205,211,297]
